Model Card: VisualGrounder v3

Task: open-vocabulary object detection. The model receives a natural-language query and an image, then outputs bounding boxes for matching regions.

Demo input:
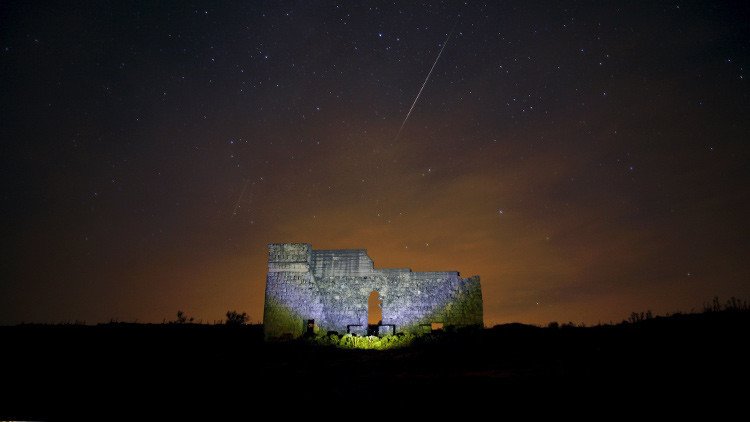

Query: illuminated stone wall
[263,243,483,339]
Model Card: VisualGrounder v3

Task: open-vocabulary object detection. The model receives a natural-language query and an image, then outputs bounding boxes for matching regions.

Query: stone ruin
[263,243,483,339]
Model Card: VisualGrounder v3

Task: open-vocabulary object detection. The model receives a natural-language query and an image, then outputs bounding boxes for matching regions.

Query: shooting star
[394,18,459,142]
[231,179,250,217]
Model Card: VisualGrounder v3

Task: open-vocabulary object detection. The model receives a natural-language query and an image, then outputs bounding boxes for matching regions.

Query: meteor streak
[394,19,458,142]
[231,179,250,216]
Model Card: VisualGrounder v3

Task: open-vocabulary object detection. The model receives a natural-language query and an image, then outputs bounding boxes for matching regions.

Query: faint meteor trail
[394,18,459,142]
[231,179,250,216]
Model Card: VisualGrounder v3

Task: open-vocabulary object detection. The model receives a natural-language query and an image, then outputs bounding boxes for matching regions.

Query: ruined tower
[263,243,483,339]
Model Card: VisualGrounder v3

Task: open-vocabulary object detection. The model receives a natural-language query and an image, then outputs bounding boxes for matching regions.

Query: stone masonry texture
[263,243,483,339]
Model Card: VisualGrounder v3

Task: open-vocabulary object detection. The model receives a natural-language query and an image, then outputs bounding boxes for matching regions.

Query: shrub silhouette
[703,296,749,313]
[725,296,749,312]
[225,310,249,326]
[174,310,194,324]
[628,310,653,324]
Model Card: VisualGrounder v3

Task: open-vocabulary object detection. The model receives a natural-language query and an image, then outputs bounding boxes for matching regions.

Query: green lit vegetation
[311,333,416,350]
[263,298,305,339]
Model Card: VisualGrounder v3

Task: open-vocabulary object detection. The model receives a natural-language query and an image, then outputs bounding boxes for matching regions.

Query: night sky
[2,1,749,326]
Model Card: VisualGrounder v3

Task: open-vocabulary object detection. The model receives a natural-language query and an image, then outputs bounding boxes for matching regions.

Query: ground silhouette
[1,307,748,418]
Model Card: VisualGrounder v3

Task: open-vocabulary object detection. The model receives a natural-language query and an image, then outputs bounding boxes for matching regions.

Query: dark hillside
[1,311,748,418]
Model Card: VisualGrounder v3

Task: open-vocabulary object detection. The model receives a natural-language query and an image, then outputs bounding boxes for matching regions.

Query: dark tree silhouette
[225,310,248,326]
[174,310,194,324]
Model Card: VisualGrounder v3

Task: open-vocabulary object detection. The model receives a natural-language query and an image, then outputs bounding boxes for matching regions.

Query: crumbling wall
[263,243,483,339]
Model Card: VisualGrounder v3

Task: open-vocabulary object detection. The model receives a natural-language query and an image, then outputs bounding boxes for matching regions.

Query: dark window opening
[306,319,315,335]
[367,291,382,336]
[368,291,382,325]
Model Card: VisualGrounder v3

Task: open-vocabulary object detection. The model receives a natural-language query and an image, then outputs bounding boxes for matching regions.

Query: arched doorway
[367,291,382,336]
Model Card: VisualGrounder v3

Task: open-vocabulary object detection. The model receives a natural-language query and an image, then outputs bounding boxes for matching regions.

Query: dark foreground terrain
[2,311,748,418]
